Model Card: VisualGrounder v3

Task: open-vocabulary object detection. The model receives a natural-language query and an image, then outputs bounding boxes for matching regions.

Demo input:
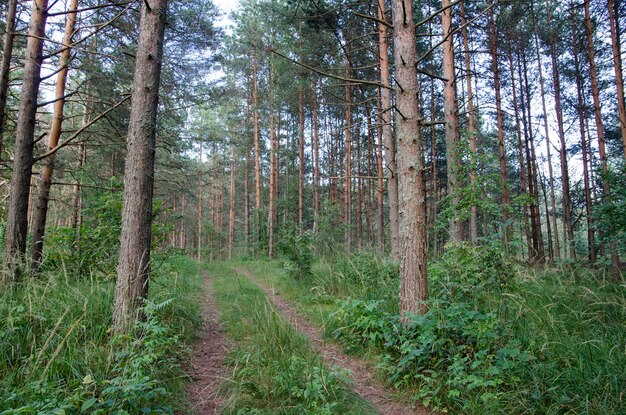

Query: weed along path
[236,266,430,415]
[185,270,227,414]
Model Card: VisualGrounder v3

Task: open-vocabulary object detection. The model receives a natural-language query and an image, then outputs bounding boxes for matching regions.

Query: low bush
[0,255,202,414]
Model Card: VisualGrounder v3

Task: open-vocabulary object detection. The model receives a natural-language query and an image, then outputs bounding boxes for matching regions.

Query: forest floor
[233,265,428,415]
[187,262,428,414]
[185,270,227,414]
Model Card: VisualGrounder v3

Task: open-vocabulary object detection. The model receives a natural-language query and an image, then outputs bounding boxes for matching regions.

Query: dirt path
[236,266,430,415]
[185,270,227,414]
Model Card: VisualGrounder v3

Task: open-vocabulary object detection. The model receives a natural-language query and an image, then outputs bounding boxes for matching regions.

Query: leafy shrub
[330,299,532,412]
[429,242,513,304]
[277,226,313,279]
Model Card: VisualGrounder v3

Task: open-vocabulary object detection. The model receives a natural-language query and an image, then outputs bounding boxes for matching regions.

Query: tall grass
[259,247,626,414]
[209,263,378,415]
[0,254,202,414]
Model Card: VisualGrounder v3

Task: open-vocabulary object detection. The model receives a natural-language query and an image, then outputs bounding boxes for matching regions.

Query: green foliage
[277,226,313,280]
[253,244,626,414]
[595,163,626,250]
[0,255,203,414]
[209,264,376,415]
[330,299,531,412]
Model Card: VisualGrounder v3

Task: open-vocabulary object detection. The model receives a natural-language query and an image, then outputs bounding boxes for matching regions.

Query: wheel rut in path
[236,266,430,415]
[184,270,227,415]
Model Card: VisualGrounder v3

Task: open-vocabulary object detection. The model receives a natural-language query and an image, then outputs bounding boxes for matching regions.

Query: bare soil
[184,270,227,414]
[236,266,430,415]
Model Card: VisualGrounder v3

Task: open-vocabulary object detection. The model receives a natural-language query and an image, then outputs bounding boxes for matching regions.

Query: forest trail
[235,266,430,415]
[185,270,227,414]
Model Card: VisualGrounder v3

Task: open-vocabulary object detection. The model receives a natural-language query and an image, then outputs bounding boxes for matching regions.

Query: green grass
[208,262,378,415]
[0,254,203,414]
[243,250,626,415]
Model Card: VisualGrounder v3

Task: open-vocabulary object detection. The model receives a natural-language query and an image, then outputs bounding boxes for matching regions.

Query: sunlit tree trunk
[112,0,167,333]
[30,0,79,267]
[391,0,429,316]
[253,47,261,213]
[2,0,49,281]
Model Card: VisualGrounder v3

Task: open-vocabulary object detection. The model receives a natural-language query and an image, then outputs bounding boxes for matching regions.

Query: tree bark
[30,0,79,268]
[112,0,167,333]
[441,0,463,243]
[268,37,277,257]
[197,145,203,261]
[344,57,352,252]
[489,3,511,250]
[461,0,478,245]
[507,46,532,259]
[608,0,626,159]
[571,6,596,262]
[391,0,429,316]
[312,77,320,232]
[531,1,560,261]
[298,87,305,229]
[0,0,17,161]
[583,0,621,279]
[253,47,261,212]
[378,0,399,259]
[2,0,49,281]
[545,0,575,259]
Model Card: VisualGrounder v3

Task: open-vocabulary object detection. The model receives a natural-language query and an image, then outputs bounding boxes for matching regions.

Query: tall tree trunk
[197,146,203,260]
[583,0,621,279]
[0,0,17,161]
[30,0,79,267]
[608,0,626,159]
[376,88,385,250]
[461,0,478,245]
[545,0,575,259]
[112,0,167,333]
[298,87,305,229]
[571,8,596,262]
[507,46,532,259]
[312,77,320,232]
[356,122,363,248]
[441,0,463,242]
[253,47,261,212]
[489,3,511,250]
[391,0,429,316]
[519,50,545,264]
[268,38,277,257]
[531,1,560,261]
[228,144,237,259]
[2,0,49,280]
[378,0,399,259]
[344,58,352,252]
[430,76,438,257]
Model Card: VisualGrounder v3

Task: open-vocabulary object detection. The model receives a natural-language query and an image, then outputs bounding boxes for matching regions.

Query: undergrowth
[262,244,626,414]
[208,263,378,415]
[0,255,202,414]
